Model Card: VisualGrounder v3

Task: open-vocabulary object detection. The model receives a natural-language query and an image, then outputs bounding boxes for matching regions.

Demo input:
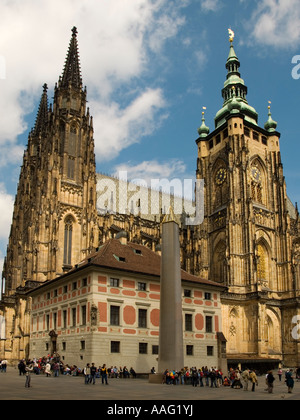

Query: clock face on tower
[215,168,227,185]
[251,167,261,183]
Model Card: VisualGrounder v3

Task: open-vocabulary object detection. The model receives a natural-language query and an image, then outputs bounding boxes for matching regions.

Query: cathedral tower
[0,28,98,361]
[2,27,98,295]
[195,31,300,365]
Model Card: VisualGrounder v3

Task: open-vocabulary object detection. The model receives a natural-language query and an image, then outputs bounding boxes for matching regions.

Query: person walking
[45,362,52,377]
[266,371,275,394]
[277,368,283,382]
[1,359,7,373]
[25,362,34,388]
[101,364,109,385]
[241,368,250,391]
[249,370,258,392]
[90,363,97,384]
[285,369,294,394]
[52,362,59,377]
[84,363,91,384]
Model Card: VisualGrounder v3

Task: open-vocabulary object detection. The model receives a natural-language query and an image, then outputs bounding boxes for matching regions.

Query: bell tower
[0,27,98,363]
[2,27,98,294]
[195,30,297,362]
[51,26,98,274]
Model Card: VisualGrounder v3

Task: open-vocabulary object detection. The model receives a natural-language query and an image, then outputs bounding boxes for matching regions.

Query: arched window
[257,244,267,281]
[69,125,77,157]
[213,161,229,210]
[60,123,65,155]
[64,216,74,266]
[250,160,266,206]
[256,242,270,288]
[251,181,263,204]
[212,241,226,283]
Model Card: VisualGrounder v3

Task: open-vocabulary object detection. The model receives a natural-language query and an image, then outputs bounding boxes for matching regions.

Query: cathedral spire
[214,29,258,128]
[61,26,82,89]
[33,83,49,136]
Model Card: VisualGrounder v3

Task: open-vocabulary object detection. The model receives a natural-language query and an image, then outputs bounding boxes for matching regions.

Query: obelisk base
[148,373,164,384]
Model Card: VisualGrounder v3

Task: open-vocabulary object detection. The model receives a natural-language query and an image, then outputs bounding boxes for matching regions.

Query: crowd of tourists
[160,366,300,394]
[15,355,138,387]
[2,355,300,394]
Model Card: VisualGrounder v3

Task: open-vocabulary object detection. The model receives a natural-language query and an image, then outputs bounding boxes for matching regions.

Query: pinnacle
[33,83,49,136]
[61,27,82,89]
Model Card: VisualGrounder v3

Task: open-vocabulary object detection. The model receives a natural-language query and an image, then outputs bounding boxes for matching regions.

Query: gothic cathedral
[1,28,300,367]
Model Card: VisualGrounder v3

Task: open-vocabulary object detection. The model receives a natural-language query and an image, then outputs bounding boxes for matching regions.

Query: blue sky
[1,0,300,273]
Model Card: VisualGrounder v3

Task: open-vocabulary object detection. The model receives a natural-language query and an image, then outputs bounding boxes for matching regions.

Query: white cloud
[0,184,14,241]
[0,144,24,167]
[91,88,167,161]
[112,159,196,200]
[113,159,187,183]
[201,0,221,12]
[0,250,4,297]
[0,0,187,158]
[247,0,300,48]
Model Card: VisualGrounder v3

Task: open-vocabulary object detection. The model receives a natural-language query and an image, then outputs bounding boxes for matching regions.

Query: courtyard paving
[0,368,299,402]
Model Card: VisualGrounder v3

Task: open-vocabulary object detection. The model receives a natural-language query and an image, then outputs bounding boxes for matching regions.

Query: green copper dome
[198,112,210,138]
[264,106,278,132]
[215,39,258,128]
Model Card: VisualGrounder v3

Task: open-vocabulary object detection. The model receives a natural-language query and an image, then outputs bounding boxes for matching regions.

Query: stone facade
[1,28,300,367]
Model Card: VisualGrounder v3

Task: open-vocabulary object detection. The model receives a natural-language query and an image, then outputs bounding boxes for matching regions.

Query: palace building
[1,27,300,369]
[28,233,225,372]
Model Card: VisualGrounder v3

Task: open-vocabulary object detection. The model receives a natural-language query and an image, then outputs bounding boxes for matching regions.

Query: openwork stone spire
[61,26,82,89]
[33,83,49,136]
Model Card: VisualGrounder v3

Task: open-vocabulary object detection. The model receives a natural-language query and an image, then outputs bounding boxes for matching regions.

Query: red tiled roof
[72,239,224,289]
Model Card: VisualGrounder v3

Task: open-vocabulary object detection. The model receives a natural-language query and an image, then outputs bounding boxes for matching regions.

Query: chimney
[116,231,128,246]
[155,244,162,256]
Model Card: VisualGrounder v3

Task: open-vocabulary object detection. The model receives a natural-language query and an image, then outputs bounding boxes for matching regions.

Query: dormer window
[113,255,126,263]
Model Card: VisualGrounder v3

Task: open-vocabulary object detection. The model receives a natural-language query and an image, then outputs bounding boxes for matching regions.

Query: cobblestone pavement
[0,369,299,401]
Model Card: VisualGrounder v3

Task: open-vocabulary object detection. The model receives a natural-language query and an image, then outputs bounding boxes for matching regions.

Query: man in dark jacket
[90,363,97,384]
[266,371,275,394]
[18,360,26,376]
